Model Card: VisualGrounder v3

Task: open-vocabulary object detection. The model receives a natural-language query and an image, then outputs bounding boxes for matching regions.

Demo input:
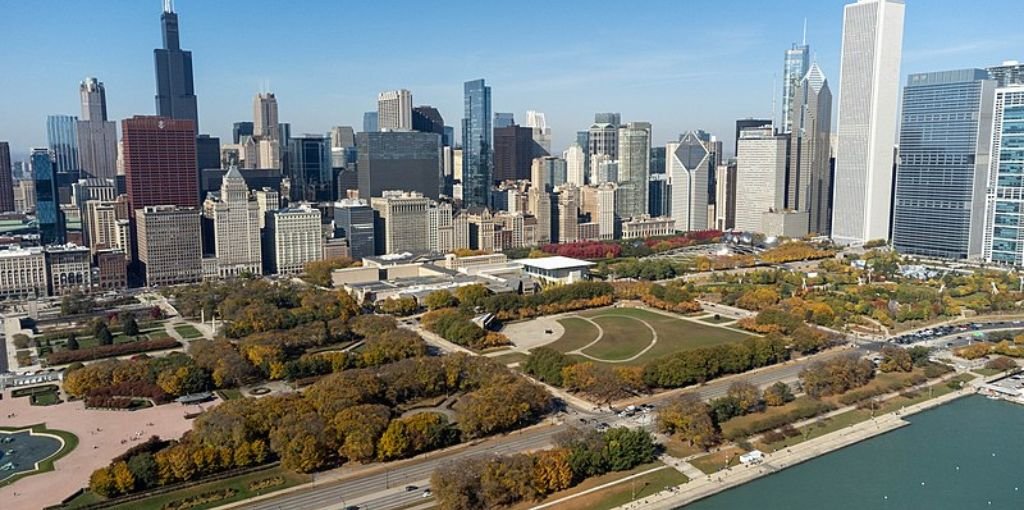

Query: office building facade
[832,0,905,244]
[136,205,202,286]
[782,42,810,134]
[32,149,66,245]
[892,69,994,259]
[616,122,651,219]
[289,135,333,202]
[462,79,493,207]
[735,127,788,233]
[122,116,198,211]
[334,199,375,260]
[788,62,834,235]
[46,115,79,174]
[378,89,413,131]
[983,87,1024,265]
[667,131,713,232]
[0,142,13,212]
[264,205,323,274]
[357,131,442,200]
[77,78,118,179]
[493,125,534,182]
[154,2,199,130]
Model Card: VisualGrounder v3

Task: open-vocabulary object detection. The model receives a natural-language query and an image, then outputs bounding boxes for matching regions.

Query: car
[423,489,432,498]
[405,485,418,491]
[344,506,359,510]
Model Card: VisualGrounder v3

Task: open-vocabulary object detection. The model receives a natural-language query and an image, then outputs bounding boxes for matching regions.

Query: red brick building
[122,116,198,213]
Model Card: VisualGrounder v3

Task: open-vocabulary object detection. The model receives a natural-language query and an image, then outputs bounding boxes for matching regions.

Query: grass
[662,437,704,459]
[173,324,204,339]
[572,467,688,510]
[581,315,654,360]
[508,462,676,510]
[719,396,827,439]
[63,465,309,510]
[549,307,751,367]
[216,388,244,401]
[30,391,61,406]
[490,351,530,366]
[690,446,746,475]
[0,423,79,488]
[11,384,58,398]
[973,368,1002,377]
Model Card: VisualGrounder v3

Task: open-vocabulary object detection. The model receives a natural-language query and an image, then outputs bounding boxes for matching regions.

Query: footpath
[610,384,976,510]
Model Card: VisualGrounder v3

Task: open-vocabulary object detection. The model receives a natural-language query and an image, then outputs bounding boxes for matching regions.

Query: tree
[377,412,454,460]
[532,448,574,493]
[985,356,1016,372]
[799,355,875,398]
[123,316,140,337]
[61,289,96,315]
[89,467,116,497]
[303,257,355,287]
[602,427,657,471]
[126,452,158,490]
[455,285,491,309]
[726,381,762,413]
[907,346,932,367]
[522,347,572,386]
[95,322,114,346]
[763,382,794,407]
[111,460,136,494]
[424,290,458,310]
[879,346,913,373]
[66,334,80,351]
[658,394,719,449]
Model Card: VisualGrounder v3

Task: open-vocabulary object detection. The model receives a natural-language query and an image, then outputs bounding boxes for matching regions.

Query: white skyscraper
[735,126,788,233]
[526,110,552,155]
[563,144,586,186]
[207,166,262,277]
[666,132,713,232]
[831,0,905,245]
[377,89,413,131]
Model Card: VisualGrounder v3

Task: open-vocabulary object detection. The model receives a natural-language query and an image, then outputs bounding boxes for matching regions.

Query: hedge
[46,337,180,365]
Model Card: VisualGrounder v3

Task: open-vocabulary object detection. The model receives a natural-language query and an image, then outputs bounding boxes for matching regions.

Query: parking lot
[889,320,1024,350]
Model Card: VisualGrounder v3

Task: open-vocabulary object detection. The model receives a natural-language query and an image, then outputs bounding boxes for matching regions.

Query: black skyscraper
[154,2,199,130]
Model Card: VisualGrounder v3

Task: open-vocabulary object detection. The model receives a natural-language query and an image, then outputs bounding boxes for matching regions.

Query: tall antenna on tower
[163,0,174,14]
[802,17,808,45]
[771,73,778,128]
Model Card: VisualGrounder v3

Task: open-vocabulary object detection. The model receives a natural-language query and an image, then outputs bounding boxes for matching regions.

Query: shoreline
[612,385,975,510]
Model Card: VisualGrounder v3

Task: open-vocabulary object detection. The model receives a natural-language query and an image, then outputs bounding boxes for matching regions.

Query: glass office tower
[46,115,80,174]
[984,87,1024,265]
[893,69,995,260]
[32,148,66,245]
[462,79,492,207]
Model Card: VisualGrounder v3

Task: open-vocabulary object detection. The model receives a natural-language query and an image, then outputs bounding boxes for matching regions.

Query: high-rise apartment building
[264,204,323,274]
[378,89,413,131]
[555,185,580,244]
[532,156,567,192]
[357,131,442,200]
[714,163,738,231]
[253,92,280,140]
[667,131,713,232]
[289,135,333,202]
[136,205,202,286]
[493,125,534,182]
[782,42,810,134]
[788,63,834,235]
[32,149,65,245]
[493,113,515,129]
[735,127,788,233]
[616,122,651,219]
[564,144,586,187]
[528,187,553,244]
[206,167,261,277]
[832,0,905,245]
[154,1,199,130]
[371,191,432,254]
[982,86,1024,265]
[0,142,14,212]
[893,69,995,259]
[122,116,198,211]
[46,115,79,174]
[333,199,375,260]
[462,79,493,207]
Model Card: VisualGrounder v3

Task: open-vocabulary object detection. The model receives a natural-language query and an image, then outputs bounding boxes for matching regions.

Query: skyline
[1,0,1022,157]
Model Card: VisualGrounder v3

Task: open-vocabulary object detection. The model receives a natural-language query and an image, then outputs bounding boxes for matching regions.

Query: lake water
[684,395,1024,509]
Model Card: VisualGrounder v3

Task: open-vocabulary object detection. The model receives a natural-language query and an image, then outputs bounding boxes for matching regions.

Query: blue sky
[1,0,1021,159]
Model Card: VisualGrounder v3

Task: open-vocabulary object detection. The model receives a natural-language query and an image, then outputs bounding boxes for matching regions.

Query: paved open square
[0,392,216,510]
[506,306,753,366]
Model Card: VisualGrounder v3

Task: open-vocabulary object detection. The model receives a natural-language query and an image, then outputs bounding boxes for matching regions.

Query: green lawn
[174,324,204,339]
[689,446,746,475]
[545,317,603,353]
[0,424,78,488]
[548,307,751,366]
[583,467,689,510]
[30,391,61,406]
[216,388,244,401]
[509,462,684,510]
[64,465,309,510]
[490,351,530,366]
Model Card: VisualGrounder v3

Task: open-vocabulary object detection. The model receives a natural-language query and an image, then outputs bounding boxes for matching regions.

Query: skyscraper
[232,122,253,144]
[31,149,65,245]
[378,89,413,131]
[154,0,199,130]
[77,78,118,179]
[832,0,905,245]
[122,116,198,212]
[531,156,568,192]
[363,112,379,133]
[357,131,442,200]
[136,205,202,285]
[982,87,1024,265]
[493,113,515,129]
[206,166,262,277]
[594,113,621,126]
[667,131,713,232]
[333,199,375,260]
[412,106,445,138]
[370,191,432,254]
[735,118,772,156]
[563,144,586,187]
[735,126,787,233]
[493,125,534,182]
[0,142,15,213]
[79,76,108,122]
[616,122,651,219]
[253,92,280,140]
[588,121,619,161]
[264,204,323,274]
[289,135,333,202]
[988,61,1024,87]
[462,79,492,207]
[46,115,79,174]
[782,41,810,134]
[526,110,552,156]
[788,62,834,235]
[892,69,994,259]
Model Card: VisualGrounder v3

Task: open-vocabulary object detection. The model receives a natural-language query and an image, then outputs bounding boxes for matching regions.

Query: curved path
[567,313,659,364]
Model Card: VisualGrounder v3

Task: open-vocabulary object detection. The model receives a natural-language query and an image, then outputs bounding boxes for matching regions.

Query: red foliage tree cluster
[541,241,622,260]
[644,230,722,249]
[47,337,181,365]
[85,380,171,407]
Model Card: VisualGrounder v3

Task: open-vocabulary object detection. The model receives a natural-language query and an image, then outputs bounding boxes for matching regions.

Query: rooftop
[514,256,594,271]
